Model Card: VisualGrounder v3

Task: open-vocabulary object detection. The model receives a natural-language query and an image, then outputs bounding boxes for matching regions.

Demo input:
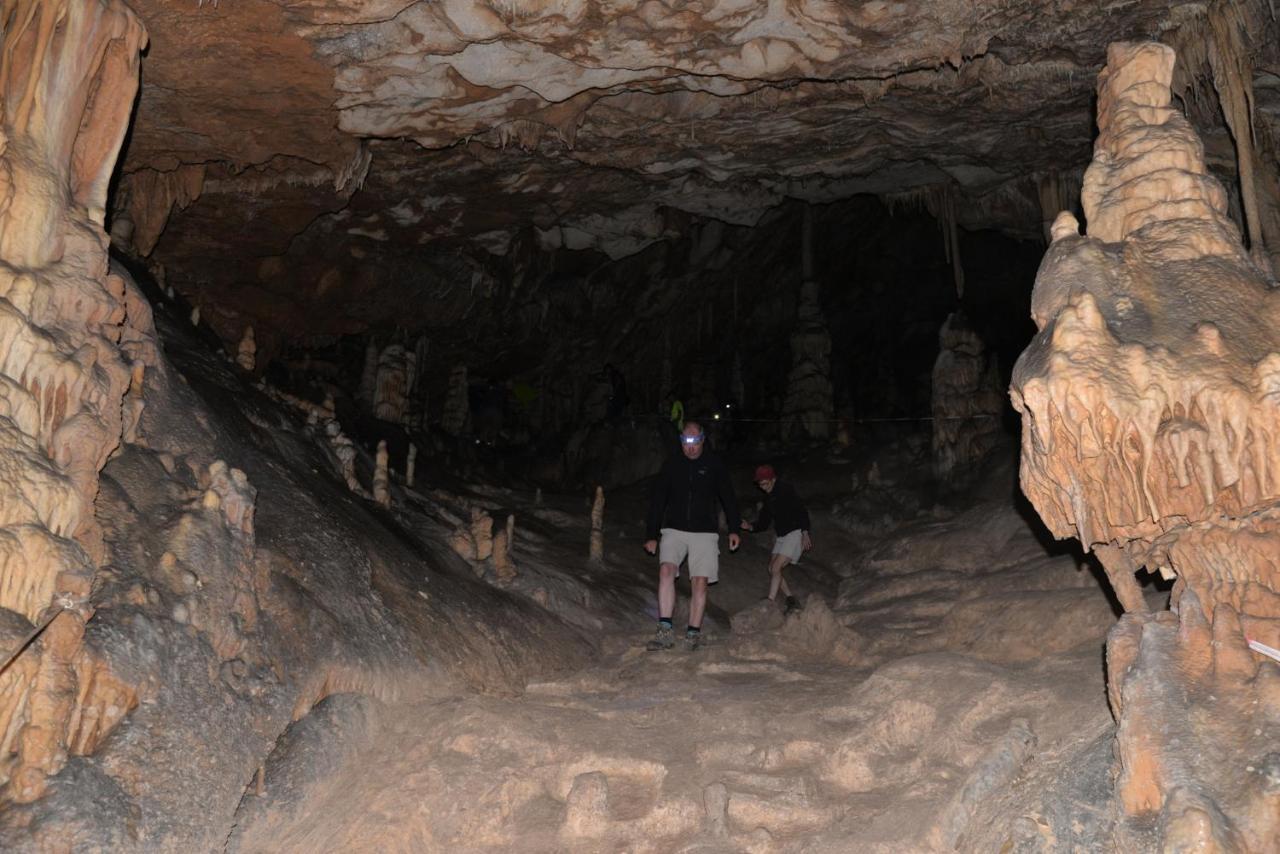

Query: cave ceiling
[112,0,1276,356]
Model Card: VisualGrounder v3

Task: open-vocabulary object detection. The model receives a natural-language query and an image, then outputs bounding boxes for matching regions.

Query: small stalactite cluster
[1169,1,1280,279]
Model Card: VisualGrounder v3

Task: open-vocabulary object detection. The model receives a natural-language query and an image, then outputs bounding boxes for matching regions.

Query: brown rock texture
[0,0,150,802]
[1011,41,1280,850]
[99,0,1280,372]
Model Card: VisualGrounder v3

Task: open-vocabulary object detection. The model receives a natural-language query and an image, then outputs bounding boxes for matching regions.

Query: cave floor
[231,449,1134,853]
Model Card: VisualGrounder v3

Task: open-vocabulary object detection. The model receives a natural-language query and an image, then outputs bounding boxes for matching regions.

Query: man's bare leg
[659,562,678,619]
[689,576,708,628]
[768,553,792,600]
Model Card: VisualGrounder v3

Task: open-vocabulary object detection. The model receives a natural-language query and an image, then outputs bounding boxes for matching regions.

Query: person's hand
[740,520,753,532]
[801,531,813,552]
[643,539,658,555]
[728,533,741,552]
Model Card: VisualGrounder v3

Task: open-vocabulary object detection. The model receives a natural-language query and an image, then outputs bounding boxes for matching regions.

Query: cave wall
[0,0,149,802]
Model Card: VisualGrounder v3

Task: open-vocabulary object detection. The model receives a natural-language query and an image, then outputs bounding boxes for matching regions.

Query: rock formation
[1011,42,1280,850]
[441,363,470,437]
[372,440,390,508]
[373,343,415,425]
[450,507,495,567]
[0,0,149,802]
[589,486,605,563]
[236,326,256,372]
[780,207,834,441]
[931,312,1004,484]
[492,514,516,581]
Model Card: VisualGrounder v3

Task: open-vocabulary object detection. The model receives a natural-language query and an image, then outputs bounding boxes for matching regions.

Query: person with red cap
[740,464,811,613]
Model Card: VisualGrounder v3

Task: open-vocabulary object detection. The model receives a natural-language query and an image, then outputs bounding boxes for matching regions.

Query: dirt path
[229,461,1125,853]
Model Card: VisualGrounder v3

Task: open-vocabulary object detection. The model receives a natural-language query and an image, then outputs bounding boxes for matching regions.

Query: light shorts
[658,528,721,583]
[772,529,804,564]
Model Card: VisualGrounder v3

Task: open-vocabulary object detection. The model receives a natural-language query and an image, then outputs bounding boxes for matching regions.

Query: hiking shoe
[646,625,675,651]
[683,630,701,652]
[784,596,801,615]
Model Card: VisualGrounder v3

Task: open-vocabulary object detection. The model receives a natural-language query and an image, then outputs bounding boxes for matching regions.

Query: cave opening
[2,1,1279,851]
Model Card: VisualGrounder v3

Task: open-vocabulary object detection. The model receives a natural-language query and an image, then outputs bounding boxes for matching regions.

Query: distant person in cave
[740,464,811,614]
[643,421,741,651]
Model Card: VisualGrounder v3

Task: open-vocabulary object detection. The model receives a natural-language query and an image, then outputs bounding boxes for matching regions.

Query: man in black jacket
[740,464,811,614]
[643,421,741,651]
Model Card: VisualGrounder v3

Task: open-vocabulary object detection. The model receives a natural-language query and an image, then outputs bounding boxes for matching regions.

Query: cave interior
[0,0,1278,850]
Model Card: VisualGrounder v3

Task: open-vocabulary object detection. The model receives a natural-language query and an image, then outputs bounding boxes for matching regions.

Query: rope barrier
[0,596,91,679]
[712,415,1000,424]
[622,413,1002,425]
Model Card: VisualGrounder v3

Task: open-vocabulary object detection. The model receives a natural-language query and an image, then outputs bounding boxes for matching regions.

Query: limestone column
[781,205,834,440]
[1011,42,1280,850]
[930,312,1002,484]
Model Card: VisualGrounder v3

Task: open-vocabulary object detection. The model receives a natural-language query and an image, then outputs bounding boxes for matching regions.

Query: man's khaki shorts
[773,529,804,564]
[658,528,720,583]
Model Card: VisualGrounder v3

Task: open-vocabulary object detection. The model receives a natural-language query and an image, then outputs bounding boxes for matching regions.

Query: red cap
[753,464,776,482]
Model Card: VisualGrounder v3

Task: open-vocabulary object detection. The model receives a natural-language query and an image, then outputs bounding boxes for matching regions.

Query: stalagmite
[407,336,429,429]
[589,486,605,563]
[930,312,1003,485]
[374,343,414,425]
[0,0,149,801]
[780,206,834,441]
[441,363,469,436]
[236,326,256,372]
[372,440,390,508]
[1010,42,1280,851]
[190,306,200,326]
[449,507,494,568]
[358,338,378,406]
[327,424,362,494]
[405,443,417,487]
[493,514,516,581]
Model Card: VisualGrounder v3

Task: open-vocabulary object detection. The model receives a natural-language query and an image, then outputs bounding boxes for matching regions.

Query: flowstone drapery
[1011,42,1280,850]
[0,0,149,802]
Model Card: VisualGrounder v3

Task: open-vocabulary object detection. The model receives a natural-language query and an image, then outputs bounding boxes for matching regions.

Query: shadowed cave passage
[1,1,1279,851]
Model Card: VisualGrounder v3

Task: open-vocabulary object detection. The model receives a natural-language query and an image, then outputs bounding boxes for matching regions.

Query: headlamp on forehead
[681,434,704,446]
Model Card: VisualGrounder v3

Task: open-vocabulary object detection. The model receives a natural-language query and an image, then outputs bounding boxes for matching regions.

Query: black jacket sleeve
[645,461,670,540]
[715,456,741,532]
[755,495,773,532]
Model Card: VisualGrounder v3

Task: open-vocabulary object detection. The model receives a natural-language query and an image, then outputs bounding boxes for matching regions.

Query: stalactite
[884,184,965,298]
[1207,1,1271,275]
